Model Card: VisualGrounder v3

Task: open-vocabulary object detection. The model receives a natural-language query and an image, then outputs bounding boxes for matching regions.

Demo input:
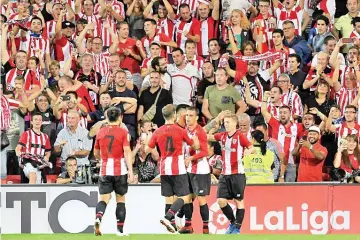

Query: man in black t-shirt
[109,70,138,141]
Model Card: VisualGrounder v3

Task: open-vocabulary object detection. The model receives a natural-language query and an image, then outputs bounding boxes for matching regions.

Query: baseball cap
[62,21,75,29]
[308,126,320,134]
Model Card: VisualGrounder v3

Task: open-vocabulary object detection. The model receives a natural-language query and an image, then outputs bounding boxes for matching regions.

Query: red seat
[6,175,21,184]
[47,175,58,183]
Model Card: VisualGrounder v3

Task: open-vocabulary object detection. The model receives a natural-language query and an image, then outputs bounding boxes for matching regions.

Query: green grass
[2,235,360,240]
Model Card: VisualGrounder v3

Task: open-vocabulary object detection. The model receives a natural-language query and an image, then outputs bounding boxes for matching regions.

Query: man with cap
[292,126,328,182]
[55,9,76,68]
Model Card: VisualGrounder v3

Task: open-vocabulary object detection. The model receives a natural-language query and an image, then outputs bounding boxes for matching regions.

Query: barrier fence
[1,183,359,234]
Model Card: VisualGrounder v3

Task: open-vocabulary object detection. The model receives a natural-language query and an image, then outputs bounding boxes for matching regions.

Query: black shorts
[188,173,211,196]
[161,174,190,197]
[98,175,128,196]
[217,174,246,200]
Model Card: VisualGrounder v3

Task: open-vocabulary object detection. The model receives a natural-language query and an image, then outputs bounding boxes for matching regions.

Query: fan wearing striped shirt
[15,112,51,184]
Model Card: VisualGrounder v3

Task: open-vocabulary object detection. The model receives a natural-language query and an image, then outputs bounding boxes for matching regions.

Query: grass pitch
[2,235,360,240]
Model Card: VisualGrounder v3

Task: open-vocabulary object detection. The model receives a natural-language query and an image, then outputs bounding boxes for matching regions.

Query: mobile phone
[302,135,307,140]
[61,95,71,101]
[342,38,354,44]
[141,133,147,141]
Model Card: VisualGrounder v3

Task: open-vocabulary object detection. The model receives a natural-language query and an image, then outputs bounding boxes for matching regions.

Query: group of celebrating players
[93,104,251,236]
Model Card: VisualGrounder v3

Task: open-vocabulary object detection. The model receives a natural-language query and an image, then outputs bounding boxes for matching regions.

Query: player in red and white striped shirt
[208,114,254,234]
[94,107,134,236]
[146,104,198,233]
[179,107,210,234]
[185,39,204,73]
[261,94,304,182]
[94,0,125,47]
[197,0,219,57]
[172,4,201,51]
[15,112,51,183]
[273,0,309,36]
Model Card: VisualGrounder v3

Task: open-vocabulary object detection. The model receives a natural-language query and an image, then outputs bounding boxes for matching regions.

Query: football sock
[177,206,185,218]
[116,202,126,233]
[200,204,209,229]
[234,208,245,229]
[221,204,235,223]
[95,201,107,222]
[165,204,172,215]
[165,198,184,221]
[184,203,193,227]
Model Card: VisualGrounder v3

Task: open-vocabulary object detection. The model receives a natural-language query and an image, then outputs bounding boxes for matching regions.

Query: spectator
[138,71,173,127]
[237,113,252,139]
[261,92,304,182]
[167,48,201,106]
[172,3,201,50]
[202,68,246,120]
[100,53,122,94]
[185,39,204,73]
[283,20,312,65]
[304,81,335,125]
[54,109,93,167]
[110,70,138,141]
[132,120,159,183]
[88,92,112,123]
[292,126,328,182]
[254,121,286,182]
[311,15,334,54]
[141,56,171,91]
[224,10,251,51]
[243,130,274,184]
[333,134,360,183]
[287,54,308,102]
[15,112,51,184]
[126,0,146,40]
[207,141,222,182]
[56,157,78,184]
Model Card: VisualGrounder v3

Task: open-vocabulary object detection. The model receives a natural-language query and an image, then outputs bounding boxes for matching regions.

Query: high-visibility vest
[243,148,275,184]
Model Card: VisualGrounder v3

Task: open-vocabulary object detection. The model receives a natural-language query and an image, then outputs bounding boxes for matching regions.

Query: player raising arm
[207,114,254,234]
[93,107,133,236]
[145,104,199,233]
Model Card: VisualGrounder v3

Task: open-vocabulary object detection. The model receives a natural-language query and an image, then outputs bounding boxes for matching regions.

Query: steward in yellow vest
[243,130,274,183]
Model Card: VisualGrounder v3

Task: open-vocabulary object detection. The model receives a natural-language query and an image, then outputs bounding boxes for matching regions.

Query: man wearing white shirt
[167,48,201,106]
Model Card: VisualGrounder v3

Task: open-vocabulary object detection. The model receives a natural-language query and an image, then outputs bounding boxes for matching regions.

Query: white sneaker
[116,231,129,236]
[160,218,176,233]
[175,215,185,230]
[94,218,102,236]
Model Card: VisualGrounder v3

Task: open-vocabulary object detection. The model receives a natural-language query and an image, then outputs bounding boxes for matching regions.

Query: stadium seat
[6,175,21,184]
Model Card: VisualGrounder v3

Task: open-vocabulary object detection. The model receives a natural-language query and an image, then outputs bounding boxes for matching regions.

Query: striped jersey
[18,129,51,162]
[95,125,130,176]
[214,130,251,175]
[173,17,201,50]
[274,2,303,35]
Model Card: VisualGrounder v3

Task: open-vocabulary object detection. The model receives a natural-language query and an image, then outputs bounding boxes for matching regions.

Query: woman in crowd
[333,134,360,183]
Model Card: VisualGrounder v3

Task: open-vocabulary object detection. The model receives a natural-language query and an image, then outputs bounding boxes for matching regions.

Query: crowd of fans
[1,0,360,184]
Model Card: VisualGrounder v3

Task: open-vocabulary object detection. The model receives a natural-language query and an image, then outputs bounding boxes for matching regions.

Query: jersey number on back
[105,135,114,152]
[165,136,175,153]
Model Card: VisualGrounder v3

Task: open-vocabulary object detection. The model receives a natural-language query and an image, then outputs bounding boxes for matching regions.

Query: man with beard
[292,126,327,182]
[110,70,138,142]
[261,91,303,182]
[168,48,200,106]
[231,60,280,118]
[138,71,173,127]
[205,38,235,71]
[141,56,171,91]
[197,62,216,115]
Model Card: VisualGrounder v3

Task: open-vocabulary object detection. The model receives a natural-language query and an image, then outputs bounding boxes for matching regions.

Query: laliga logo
[250,203,350,234]
[208,202,236,234]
